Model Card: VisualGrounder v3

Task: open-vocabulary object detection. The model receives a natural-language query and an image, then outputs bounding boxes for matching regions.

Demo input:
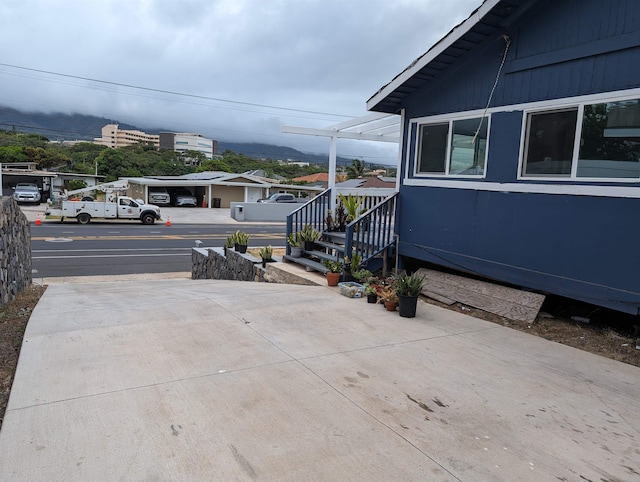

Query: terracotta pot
[326,272,341,286]
[385,301,397,311]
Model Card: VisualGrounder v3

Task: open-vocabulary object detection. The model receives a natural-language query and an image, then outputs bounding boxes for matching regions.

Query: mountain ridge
[0,106,355,165]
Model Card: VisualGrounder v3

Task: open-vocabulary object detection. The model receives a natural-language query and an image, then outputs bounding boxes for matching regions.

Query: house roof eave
[367,0,520,114]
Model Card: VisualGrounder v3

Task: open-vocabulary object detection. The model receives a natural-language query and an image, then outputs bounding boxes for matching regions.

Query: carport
[122,173,322,208]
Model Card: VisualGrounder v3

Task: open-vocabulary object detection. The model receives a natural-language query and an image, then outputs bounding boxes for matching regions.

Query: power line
[0,63,355,119]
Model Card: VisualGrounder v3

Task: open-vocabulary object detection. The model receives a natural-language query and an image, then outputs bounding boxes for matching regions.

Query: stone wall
[192,247,323,286]
[0,197,32,305]
[192,247,268,282]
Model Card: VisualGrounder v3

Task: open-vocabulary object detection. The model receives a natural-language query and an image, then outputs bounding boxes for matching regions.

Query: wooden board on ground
[416,268,545,323]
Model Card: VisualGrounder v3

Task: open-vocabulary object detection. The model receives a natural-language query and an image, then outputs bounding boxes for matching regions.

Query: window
[577,100,640,178]
[416,117,488,176]
[521,97,640,180]
[522,109,577,176]
[417,123,448,173]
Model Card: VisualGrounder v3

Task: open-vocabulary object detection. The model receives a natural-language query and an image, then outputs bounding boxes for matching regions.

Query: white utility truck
[45,181,162,225]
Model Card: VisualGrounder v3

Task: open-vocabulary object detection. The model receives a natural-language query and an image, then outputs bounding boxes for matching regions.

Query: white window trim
[411,114,490,179]
[517,104,580,180]
[517,96,640,183]
[404,87,640,186]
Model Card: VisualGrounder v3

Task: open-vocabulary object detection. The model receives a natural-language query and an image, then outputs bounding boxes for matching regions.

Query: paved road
[31,223,286,279]
[23,204,287,278]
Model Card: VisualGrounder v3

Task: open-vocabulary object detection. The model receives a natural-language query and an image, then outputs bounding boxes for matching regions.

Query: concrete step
[283,255,328,274]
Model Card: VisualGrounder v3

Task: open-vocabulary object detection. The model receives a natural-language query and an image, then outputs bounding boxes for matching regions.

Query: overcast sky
[0,0,480,163]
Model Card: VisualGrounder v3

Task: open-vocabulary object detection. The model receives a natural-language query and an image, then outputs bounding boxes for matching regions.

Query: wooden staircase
[284,190,398,275]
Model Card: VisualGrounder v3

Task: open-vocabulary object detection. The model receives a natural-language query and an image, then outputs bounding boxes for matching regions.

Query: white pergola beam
[282,125,398,143]
[327,112,392,131]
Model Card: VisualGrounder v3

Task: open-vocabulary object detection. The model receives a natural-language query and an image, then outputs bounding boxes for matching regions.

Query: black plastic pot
[398,295,418,318]
[235,243,248,253]
[304,241,315,251]
[367,293,378,303]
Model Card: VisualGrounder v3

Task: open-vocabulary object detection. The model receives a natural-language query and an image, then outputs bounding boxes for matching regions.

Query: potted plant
[364,283,378,303]
[300,224,321,251]
[353,268,372,283]
[233,230,250,253]
[287,232,303,257]
[339,193,364,223]
[224,235,234,256]
[259,245,274,268]
[325,209,334,232]
[335,203,347,232]
[395,272,427,318]
[378,285,399,311]
[322,259,343,286]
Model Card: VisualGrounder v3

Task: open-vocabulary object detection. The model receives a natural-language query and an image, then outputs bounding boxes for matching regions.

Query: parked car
[172,188,197,207]
[148,187,171,206]
[12,183,41,204]
[258,193,300,203]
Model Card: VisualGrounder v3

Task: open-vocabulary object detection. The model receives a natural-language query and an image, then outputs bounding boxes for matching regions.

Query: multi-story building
[94,124,159,148]
[159,132,217,160]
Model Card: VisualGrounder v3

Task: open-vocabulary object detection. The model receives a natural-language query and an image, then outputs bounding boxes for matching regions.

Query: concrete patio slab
[0,278,638,481]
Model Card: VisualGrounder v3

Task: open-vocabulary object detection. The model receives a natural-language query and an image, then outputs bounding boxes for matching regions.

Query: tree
[346,159,366,179]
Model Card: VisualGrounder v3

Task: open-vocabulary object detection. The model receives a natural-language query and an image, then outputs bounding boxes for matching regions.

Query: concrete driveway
[0,278,638,481]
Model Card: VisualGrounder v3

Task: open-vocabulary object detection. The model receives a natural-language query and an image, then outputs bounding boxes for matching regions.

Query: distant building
[94,124,159,148]
[159,132,217,160]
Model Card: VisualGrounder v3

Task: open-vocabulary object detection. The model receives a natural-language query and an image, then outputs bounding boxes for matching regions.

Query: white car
[172,188,197,207]
[13,183,41,204]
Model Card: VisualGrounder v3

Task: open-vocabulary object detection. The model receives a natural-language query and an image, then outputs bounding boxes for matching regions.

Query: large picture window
[578,100,640,178]
[416,116,488,177]
[521,97,640,179]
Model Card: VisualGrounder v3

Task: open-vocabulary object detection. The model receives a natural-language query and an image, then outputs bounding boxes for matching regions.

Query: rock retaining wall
[192,247,318,285]
[0,197,32,306]
[192,248,268,282]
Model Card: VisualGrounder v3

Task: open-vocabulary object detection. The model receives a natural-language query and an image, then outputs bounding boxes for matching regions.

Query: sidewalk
[0,277,638,480]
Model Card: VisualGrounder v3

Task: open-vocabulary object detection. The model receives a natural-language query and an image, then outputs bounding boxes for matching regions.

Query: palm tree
[346,158,366,179]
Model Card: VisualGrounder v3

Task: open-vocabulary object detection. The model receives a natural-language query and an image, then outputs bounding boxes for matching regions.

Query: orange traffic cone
[166,216,171,227]
[35,214,41,226]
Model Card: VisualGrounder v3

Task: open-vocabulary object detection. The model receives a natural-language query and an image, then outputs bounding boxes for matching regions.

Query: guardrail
[285,188,331,254]
[344,192,398,266]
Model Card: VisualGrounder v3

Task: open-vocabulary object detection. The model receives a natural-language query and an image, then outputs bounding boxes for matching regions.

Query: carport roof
[121,173,323,193]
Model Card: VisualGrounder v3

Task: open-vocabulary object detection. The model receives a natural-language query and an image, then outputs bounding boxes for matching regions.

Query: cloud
[0,0,480,162]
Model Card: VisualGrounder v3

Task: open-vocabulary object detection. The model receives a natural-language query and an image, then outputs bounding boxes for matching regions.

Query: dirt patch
[424,297,640,367]
[0,284,46,429]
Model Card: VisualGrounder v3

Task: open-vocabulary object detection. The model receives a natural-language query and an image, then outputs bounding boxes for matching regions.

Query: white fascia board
[366,0,500,112]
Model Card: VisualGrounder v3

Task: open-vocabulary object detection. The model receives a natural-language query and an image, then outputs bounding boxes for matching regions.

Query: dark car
[172,188,197,207]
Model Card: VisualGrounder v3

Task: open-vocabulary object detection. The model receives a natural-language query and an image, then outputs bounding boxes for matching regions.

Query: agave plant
[395,272,427,297]
[259,245,273,260]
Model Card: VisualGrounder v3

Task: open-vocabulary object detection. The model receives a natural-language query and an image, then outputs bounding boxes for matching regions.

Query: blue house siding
[403,0,640,119]
[371,0,640,315]
[397,186,639,314]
